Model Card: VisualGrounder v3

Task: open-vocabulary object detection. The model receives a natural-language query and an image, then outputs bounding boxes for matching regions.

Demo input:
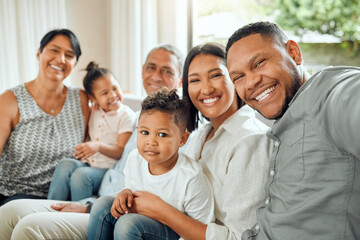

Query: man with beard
[226,21,360,240]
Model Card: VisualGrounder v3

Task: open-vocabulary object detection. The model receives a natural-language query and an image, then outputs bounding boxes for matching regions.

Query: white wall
[64,0,189,94]
[65,0,111,88]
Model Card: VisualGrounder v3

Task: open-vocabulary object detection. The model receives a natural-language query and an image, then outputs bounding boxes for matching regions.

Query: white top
[123,149,215,225]
[84,104,136,168]
[184,105,273,240]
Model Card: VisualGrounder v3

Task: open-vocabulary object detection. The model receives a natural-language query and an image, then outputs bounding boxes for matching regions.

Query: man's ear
[178,77,183,89]
[286,40,302,65]
[179,131,190,147]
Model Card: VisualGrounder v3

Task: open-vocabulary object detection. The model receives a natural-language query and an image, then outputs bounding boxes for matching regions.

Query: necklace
[26,80,65,115]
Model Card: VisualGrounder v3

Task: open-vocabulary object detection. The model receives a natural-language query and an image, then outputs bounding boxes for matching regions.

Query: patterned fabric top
[0,84,85,198]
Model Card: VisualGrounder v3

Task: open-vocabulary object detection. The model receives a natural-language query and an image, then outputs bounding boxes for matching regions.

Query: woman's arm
[132,191,207,240]
[0,91,19,155]
[79,90,90,141]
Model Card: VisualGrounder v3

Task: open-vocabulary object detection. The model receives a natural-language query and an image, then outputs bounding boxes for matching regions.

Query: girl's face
[90,74,123,112]
[187,54,238,126]
[37,35,77,83]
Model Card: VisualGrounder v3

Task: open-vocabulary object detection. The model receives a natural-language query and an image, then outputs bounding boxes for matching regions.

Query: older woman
[0,29,90,206]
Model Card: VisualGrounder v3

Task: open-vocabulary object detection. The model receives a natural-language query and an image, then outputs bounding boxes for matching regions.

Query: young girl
[48,61,136,201]
[98,43,273,239]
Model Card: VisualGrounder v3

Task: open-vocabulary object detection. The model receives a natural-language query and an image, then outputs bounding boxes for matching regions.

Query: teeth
[255,86,275,101]
[203,97,219,104]
[150,84,160,89]
[50,65,63,71]
[109,99,119,105]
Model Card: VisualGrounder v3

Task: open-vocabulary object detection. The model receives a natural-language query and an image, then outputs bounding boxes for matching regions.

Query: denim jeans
[88,195,180,240]
[47,158,107,201]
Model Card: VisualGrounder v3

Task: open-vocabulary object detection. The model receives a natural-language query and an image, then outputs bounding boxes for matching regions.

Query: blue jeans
[48,158,107,201]
[88,195,180,240]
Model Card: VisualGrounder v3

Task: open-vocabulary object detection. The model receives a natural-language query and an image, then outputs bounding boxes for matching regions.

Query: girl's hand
[111,189,133,219]
[131,191,166,219]
[73,141,99,160]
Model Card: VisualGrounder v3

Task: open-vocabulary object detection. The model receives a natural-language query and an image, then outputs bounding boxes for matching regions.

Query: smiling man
[226,21,360,240]
[142,45,183,95]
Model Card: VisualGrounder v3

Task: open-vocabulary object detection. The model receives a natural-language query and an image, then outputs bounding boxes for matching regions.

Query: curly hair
[140,88,189,131]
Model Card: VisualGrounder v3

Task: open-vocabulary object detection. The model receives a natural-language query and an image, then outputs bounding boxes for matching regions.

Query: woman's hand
[131,191,166,220]
[111,189,134,219]
[73,141,99,160]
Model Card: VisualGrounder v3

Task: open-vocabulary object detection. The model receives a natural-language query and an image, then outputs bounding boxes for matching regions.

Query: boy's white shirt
[118,148,215,225]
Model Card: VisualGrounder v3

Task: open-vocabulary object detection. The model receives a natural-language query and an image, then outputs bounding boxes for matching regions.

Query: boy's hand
[111,189,133,219]
[73,141,99,160]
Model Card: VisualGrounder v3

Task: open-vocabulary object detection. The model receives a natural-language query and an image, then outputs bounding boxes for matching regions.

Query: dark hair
[40,29,82,61]
[83,61,112,96]
[140,88,189,131]
[182,43,244,132]
[145,44,183,77]
[225,21,288,60]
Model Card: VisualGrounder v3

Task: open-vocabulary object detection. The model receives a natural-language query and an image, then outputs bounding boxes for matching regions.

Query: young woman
[87,43,273,240]
[0,29,90,206]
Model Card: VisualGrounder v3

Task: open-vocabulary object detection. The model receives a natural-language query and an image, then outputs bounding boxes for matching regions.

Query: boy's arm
[132,191,207,240]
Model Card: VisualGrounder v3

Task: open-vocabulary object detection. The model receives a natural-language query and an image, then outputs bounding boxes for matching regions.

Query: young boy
[87,88,214,240]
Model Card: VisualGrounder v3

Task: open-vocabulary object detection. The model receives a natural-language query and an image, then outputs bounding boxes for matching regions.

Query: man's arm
[320,68,360,157]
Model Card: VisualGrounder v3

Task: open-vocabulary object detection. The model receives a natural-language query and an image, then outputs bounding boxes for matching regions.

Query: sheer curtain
[110,0,189,96]
[0,0,66,93]
[110,0,158,96]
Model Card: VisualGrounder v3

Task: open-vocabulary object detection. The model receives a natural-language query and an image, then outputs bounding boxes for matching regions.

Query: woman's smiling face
[187,54,238,125]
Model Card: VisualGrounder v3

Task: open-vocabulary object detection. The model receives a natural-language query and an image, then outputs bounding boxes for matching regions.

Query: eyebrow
[145,63,173,70]
[229,52,262,75]
[138,125,170,131]
[50,44,75,55]
[188,67,221,77]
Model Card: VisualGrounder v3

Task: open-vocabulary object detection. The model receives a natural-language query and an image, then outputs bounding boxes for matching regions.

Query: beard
[257,68,303,121]
[274,69,303,120]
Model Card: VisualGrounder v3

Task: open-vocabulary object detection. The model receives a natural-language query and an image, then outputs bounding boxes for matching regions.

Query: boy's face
[137,110,189,175]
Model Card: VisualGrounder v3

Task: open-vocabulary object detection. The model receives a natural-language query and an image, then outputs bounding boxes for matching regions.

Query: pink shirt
[83,104,136,168]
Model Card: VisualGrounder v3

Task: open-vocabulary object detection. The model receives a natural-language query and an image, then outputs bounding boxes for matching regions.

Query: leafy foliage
[269,0,360,53]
